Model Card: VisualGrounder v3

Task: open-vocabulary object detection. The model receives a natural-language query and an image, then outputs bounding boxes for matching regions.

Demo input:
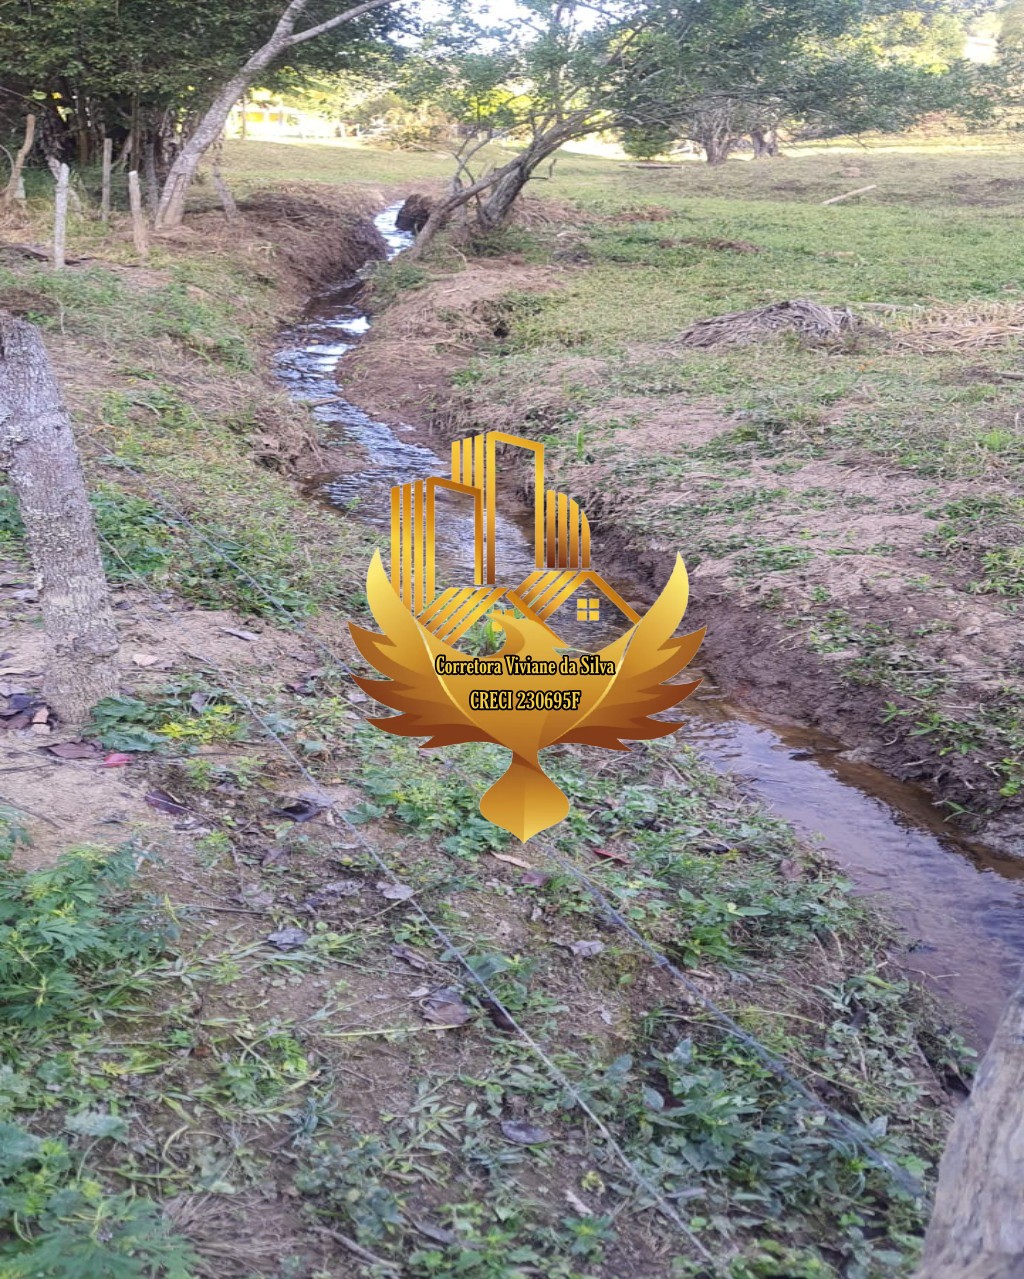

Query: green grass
[414,133,1024,823]
[0,131,1002,1277]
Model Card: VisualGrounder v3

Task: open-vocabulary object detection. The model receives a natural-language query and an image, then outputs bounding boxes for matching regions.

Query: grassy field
[0,135,1012,1278]
[369,135,1024,845]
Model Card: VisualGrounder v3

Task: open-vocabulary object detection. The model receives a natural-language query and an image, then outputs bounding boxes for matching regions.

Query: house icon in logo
[387,431,637,646]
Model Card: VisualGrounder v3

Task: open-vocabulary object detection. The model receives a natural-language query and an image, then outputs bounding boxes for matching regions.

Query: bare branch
[288,0,398,48]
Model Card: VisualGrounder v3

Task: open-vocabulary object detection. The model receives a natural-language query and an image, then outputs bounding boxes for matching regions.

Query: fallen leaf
[591,846,629,864]
[489,851,535,870]
[500,1119,551,1146]
[285,672,320,696]
[564,1189,593,1217]
[778,858,802,881]
[323,879,362,896]
[567,940,605,958]
[480,998,517,1033]
[145,789,189,816]
[189,691,212,713]
[101,752,132,768]
[2,711,33,730]
[266,928,308,951]
[46,741,100,760]
[239,888,275,910]
[377,881,414,901]
[421,988,471,1027]
[221,627,260,642]
[412,1220,459,1246]
[391,943,429,971]
[273,796,328,822]
[520,870,549,888]
[131,653,161,667]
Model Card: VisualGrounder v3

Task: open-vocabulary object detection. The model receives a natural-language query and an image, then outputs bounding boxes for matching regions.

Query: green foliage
[0,846,168,1027]
[621,124,675,160]
[0,849,195,1276]
[87,684,245,753]
[0,0,400,168]
[0,1140,196,1279]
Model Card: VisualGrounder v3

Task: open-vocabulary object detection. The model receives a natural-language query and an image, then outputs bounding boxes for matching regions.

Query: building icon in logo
[387,432,637,646]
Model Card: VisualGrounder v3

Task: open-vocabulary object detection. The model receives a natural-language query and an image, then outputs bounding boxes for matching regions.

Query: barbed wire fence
[60,461,930,1204]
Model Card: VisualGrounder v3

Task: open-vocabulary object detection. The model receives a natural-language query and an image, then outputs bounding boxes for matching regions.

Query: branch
[288,0,398,47]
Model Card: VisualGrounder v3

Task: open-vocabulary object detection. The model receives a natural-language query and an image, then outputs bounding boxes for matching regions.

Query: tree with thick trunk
[408,111,591,256]
[750,125,779,158]
[0,313,120,725]
[154,0,398,230]
[914,972,1024,1279]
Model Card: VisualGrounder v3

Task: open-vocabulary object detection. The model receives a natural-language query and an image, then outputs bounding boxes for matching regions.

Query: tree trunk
[915,973,1024,1279]
[0,314,119,725]
[476,160,531,230]
[155,69,253,229]
[154,0,396,230]
[475,128,573,230]
[211,138,240,222]
[2,115,36,206]
[143,140,160,216]
[751,127,779,160]
[700,128,734,165]
[100,136,113,223]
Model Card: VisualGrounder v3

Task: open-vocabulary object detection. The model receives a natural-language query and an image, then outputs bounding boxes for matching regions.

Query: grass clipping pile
[679,296,1024,354]
[870,298,1024,353]
[679,298,860,347]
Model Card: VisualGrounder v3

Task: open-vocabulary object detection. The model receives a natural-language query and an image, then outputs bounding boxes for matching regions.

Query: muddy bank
[344,261,1023,856]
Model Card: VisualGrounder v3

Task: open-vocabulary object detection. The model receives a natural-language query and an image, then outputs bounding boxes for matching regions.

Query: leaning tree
[0,0,403,226]
[407,0,990,246]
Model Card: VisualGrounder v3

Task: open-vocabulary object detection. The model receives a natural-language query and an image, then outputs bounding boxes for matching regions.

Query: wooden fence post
[46,156,83,215]
[916,973,1024,1279]
[0,312,120,724]
[1,115,35,206]
[100,137,113,224]
[52,163,69,271]
[127,170,149,256]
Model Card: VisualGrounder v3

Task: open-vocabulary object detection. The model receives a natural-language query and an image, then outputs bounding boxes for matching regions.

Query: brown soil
[344,260,566,424]
[340,261,1024,854]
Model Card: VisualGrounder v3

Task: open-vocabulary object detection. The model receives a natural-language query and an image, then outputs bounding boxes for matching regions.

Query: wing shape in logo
[349,552,703,842]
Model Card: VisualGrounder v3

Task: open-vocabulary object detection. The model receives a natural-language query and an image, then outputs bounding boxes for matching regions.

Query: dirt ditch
[325,228,1024,1043]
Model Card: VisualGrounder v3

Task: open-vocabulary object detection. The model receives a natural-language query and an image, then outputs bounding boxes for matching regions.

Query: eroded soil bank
[344,219,1024,861]
[0,172,984,1278]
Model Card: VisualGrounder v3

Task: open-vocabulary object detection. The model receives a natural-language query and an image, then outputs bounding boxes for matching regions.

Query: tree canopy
[0,0,401,166]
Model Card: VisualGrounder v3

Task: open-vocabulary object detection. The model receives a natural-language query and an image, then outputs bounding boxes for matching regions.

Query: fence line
[74,463,924,1198]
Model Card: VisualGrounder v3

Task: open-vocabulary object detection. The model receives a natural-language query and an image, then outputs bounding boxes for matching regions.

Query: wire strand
[94,527,724,1270]
[92,464,926,1200]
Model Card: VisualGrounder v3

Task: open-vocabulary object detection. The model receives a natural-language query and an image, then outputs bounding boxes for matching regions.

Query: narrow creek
[275,202,1024,1049]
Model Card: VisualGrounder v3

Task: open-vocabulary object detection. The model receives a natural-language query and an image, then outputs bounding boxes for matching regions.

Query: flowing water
[274,203,1024,1048]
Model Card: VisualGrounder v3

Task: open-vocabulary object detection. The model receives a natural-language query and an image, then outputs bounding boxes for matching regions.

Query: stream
[274,202,1024,1049]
